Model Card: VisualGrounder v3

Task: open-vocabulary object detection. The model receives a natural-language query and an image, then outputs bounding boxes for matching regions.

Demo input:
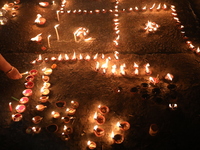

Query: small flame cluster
[73,27,92,42]
[170,5,200,54]
[113,0,120,46]
[144,21,160,33]
[60,0,66,14]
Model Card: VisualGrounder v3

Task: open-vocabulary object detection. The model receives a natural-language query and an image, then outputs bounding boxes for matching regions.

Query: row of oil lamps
[170,5,200,54]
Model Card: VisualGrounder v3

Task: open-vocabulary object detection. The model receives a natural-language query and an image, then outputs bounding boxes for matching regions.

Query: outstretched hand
[6,67,22,80]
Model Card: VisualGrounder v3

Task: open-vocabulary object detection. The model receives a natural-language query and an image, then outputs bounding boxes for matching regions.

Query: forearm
[0,54,13,73]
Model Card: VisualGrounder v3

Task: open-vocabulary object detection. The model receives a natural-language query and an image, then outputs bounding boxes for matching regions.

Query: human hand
[6,67,22,80]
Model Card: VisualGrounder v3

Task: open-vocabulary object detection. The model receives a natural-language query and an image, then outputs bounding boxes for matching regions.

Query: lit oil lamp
[32,116,43,124]
[25,75,34,82]
[111,65,117,75]
[163,4,167,10]
[55,101,66,108]
[70,101,79,109]
[51,56,57,61]
[36,104,47,111]
[149,124,158,136]
[24,81,34,89]
[41,87,50,95]
[35,14,46,25]
[66,108,76,115]
[144,21,160,33]
[94,112,105,125]
[62,116,70,123]
[145,63,151,75]
[112,132,124,144]
[63,125,73,134]
[87,141,96,149]
[19,97,29,104]
[29,69,38,76]
[95,61,100,71]
[51,111,60,118]
[149,3,155,11]
[93,125,105,137]
[42,82,51,89]
[116,121,130,131]
[85,55,91,61]
[165,73,174,81]
[39,96,49,103]
[169,103,178,110]
[30,60,36,65]
[61,132,70,141]
[32,127,41,134]
[42,68,52,75]
[46,124,58,133]
[12,113,22,122]
[98,105,109,115]
[14,0,20,5]
[31,33,42,42]
[196,47,200,55]
[22,89,32,96]
[39,2,49,7]
[149,77,159,85]
[42,75,49,82]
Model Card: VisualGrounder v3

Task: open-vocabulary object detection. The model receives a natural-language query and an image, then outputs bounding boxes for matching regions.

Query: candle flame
[30,60,36,64]
[101,59,109,73]
[144,21,159,33]
[31,33,42,41]
[66,108,69,112]
[134,68,139,75]
[71,101,74,104]
[149,77,155,83]
[142,5,147,10]
[163,4,167,9]
[51,111,55,115]
[39,2,48,7]
[63,125,67,131]
[101,54,105,59]
[134,62,138,68]
[135,6,139,11]
[51,56,57,61]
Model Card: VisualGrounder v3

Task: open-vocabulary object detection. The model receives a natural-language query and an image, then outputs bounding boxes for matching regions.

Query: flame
[134,62,138,68]
[84,37,92,42]
[112,65,117,74]
[149,77,155,83]
[96,62,100,71]
[72,51,76,60]
[64,54,69,60]
[61,0,66,5]
[42,67,46,72]
[163,4,167,9]
[134,68,139,75]
[38,54,42,61]
[111,131,114,138]
[31,33,42,41]
[51,111,55,115]
[169,103,178,109]
[51,56,57,61]
[87,141,91,146]
[58,54,62,61]
[94,112,97,119]
[54,24,59,29]
[101,59,109,73]
[32,127,36,132]
[79,54,83,60]
[189,44,195,49]
[150,3,155,10]
[156,3,161,10]
[30,60,36,64]
[116,122,120,127]
[85,55,90,60]
[120,63,126,75]
[116,30,120,34]
[144,21,159,32]
[145,63,150,74]
[196,47,200,53]
[114,51,119,60]
[129,7,133,11]
[63,125,67,131]
[142,5,147,10]
[135,7,138,11]
[101,54,105,59]
[98,105,101,108]
[93,125,98,130]
[39,2,48,7]
[93,53,98,60]
[35,14,42,23]
[113,40,119,46]
[166,73,173,81]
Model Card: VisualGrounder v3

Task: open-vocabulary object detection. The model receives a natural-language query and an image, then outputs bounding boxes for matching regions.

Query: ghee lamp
[94,112,105,125]
[98,105,109,115]
[15,105,26,113]
[66,108,76,115]
[19,97,29,104]
[70,101,79,109]
[93,125,105,137]
[87,141,96,149]
[32,116,43,124]
[36,104,47,111]
[51,111,60,118]
[12,113,22,122]
[117,121,130,131]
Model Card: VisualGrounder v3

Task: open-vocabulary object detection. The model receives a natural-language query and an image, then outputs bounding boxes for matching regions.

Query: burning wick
[120,63,126,75]
[145,63,151,75]
[169,103,178,110]
[47,35,51,48]
[35,14,46,25]
[165,73,173,81]
[21,71,29,75]
[54,24,60,41]
[116,121,130,131]
[9,102,12,112]
[87,141,96,149]
[111,65,117,75]
[31,33,42,42]
[51,111,60,118]
[114,51,119,60]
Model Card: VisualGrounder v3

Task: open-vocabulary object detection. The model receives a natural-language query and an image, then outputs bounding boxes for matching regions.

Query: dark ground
[0,0,200,150]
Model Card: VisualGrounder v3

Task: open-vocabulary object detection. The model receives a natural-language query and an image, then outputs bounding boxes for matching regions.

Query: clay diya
[25,75,34,82]
[55,101,66,108]
[39,96,49,103]
[15,105,26,113]
[51,111,60,118]
[63,125,73,134]
[29,69,38,76]
[41,88,50,95]
[94,112,105,125]
[43,68,52,75]
[22,89,32,96]
[26,127,41,134]
[98,105,109,115]
[66,108,76,115]
[70,101,79,109]
[61,116,70,124]
[113,134,124,144]
[42,82,51,89]
[87,141,96,150]
[19,97,29,104]
[117,121,130,131]
[36,104,47,111]
[24,81,34,89]
[12,113,23,122]
[46,124,58,133]
[93,125,105,137]
[42,75,49,82]
[61,132,70,141]
[32,116,43,124]
[14,0,20,5]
